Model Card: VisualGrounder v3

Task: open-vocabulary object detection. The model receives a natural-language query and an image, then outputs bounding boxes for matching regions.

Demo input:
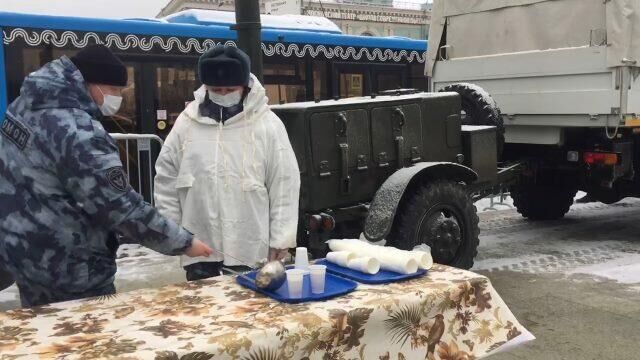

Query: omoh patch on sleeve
[1,113,31,150]
[106,166,128,192]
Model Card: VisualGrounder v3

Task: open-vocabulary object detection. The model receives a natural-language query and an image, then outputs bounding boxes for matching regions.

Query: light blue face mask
[209,91,242,108]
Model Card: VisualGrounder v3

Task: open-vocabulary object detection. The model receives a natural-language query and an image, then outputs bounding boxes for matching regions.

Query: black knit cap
[198,45,251,87]
[71,44,127,86]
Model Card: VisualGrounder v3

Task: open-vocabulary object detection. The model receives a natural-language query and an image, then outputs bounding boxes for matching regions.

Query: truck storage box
[461,125,497,183]
[271,93,463,211]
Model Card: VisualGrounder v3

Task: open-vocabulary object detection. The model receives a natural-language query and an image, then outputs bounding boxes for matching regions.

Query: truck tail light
[308,213,335,232]
[321,214,336,232]
[583,152,619,166]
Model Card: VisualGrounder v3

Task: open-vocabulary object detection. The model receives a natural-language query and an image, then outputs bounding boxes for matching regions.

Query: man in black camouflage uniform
[0,45,213,307]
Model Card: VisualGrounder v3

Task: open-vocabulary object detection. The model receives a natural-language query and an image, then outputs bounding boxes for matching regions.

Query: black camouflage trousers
[17,281,116,308]
[184,262,251,281]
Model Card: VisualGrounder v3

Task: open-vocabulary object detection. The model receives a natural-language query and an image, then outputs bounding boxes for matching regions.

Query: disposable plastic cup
[347,257,380,274]
[309,264,327,294]
[326,251,355,267]
[295,247,310,271]
[286,269,305,298]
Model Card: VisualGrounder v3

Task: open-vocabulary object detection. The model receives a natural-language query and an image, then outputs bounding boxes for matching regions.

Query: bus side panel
[0,28,7,124]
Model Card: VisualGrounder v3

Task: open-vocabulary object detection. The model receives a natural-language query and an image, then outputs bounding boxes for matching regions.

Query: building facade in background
[157,0,431,40]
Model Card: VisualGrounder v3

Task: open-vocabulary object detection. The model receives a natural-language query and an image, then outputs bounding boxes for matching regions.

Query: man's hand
[185,239,214,258]
[269,247,291,262]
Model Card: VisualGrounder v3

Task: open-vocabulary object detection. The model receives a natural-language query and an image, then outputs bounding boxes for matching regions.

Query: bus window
[107,66,137,133]
[339,72,365,98]
[410,63,428,91]
[264,60,307,104]
[376,72,403,92]
[313,61,328,101]
[22,48,46,75]
[265,84,306,105]
[53,48,79,59]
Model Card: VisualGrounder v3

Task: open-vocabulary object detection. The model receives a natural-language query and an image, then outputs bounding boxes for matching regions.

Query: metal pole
[234,0,263,82]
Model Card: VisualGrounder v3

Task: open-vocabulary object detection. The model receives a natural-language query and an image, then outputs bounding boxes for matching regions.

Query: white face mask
[209,90,242,108]
[97,86,123,116]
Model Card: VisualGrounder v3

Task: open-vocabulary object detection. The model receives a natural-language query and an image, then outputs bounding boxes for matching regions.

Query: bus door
[116,57,200,202]
[135,60,200,138]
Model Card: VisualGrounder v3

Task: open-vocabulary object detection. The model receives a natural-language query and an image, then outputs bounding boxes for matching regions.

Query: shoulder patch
[1,114,31,150]
[106,166,128,192]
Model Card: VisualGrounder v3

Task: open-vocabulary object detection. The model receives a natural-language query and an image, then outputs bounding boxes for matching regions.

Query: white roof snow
[163,9,342,34]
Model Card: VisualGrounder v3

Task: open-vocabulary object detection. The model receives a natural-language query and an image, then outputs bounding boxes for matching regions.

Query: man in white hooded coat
[154,46,301,281]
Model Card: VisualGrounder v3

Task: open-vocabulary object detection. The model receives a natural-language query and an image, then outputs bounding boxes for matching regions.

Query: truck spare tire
[439,83,505,159]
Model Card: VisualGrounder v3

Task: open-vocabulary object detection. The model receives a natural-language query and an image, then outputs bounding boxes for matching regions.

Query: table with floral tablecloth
[0,264,533,359]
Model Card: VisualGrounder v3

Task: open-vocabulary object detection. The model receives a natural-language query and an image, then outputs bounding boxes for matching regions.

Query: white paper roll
[347,257,380,274]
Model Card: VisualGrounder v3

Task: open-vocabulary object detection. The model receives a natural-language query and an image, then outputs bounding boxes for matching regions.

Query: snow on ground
[569,254,640,284]
[473,196,640,287]
[474,191,589,213]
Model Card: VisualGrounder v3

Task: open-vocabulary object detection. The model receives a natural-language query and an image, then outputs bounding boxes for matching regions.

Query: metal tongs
[216,248,287,291]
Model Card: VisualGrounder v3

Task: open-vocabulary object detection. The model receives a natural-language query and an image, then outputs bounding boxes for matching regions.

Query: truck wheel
[0,263,14,291]
[387,181,480,269]
[511,184,577,220]
[440,83,505,159]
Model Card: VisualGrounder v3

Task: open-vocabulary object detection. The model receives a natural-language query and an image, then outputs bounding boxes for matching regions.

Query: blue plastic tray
[314,259,427,284]
[235,270,358,304]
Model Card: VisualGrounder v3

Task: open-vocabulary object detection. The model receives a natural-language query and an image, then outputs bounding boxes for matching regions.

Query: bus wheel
[387,180,480,269]
[511,184,577,220]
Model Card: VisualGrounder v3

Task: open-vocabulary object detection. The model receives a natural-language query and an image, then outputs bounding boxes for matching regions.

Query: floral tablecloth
[0,265,533,359]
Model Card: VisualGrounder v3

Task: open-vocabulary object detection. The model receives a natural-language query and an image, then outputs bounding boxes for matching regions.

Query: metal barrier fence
[110,133,164,206]
[482,190,513,211]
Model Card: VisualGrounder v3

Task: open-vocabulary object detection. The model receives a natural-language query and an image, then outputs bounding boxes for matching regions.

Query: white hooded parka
[154,75,301,267]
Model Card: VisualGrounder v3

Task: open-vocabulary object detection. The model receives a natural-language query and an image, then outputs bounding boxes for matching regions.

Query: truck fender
[363,162,477,242]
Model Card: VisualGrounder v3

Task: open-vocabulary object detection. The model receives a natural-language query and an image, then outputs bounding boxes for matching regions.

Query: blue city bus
[0,10,428,136]
[0,10,428,289]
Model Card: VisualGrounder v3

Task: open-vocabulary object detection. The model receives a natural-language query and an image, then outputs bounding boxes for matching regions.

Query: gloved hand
[185,239,214,258]
[268,247,291,262]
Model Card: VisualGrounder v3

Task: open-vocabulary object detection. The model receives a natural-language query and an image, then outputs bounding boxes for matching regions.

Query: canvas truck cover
[427,0,640,76]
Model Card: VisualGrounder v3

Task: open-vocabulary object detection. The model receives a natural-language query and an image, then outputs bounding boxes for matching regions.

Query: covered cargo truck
[428,0,640,218]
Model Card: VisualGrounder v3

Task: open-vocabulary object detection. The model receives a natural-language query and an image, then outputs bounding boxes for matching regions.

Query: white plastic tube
[327,239,423,274]
[409,250,433,270]
[330,239,433,269]
[375,253,419,274]
[347,257,380,274]
[326,251,355,267]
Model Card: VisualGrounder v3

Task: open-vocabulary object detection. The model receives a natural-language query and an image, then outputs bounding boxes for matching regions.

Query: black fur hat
[198,45,251,87]
[71,44,127,86]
